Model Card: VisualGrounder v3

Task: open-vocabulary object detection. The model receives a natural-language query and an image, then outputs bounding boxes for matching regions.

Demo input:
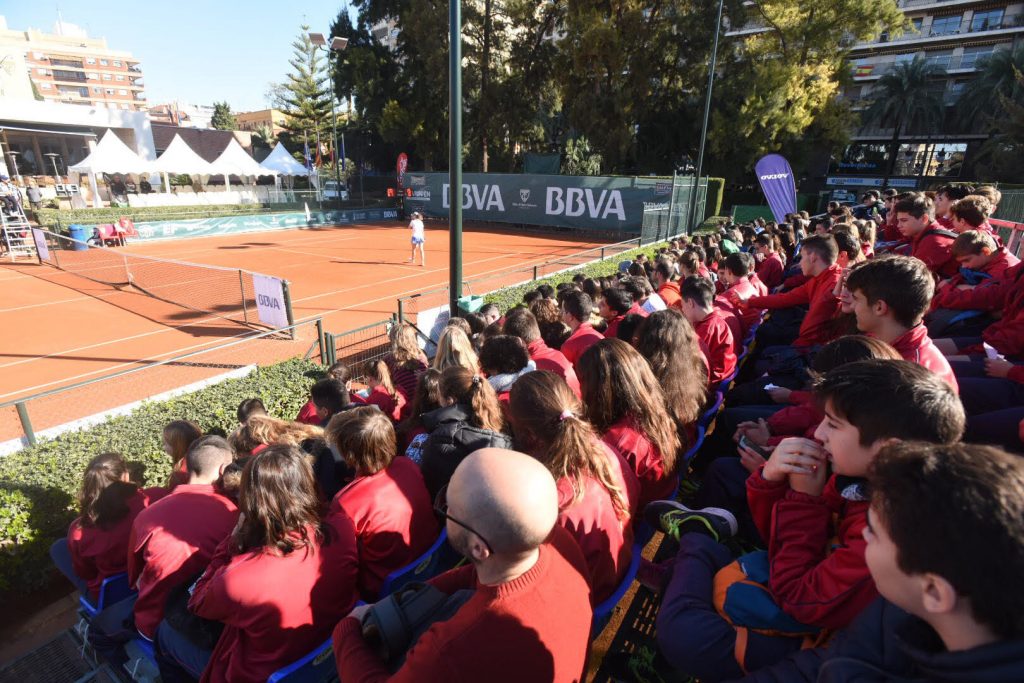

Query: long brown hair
[439,366,504,433]
[509,371,630,520]
[389,322,423,367]
[163,420,202,465]
[78,452,138,528]
[398,368,443,437]
[634,309,706,433]
[234,444,324,555]
[366,359,399,402]
[577,338,681,473]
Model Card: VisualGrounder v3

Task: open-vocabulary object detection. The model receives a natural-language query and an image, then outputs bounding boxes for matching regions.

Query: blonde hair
[389,323,423,366]
[229,415,323,455]
[432,326,479,373]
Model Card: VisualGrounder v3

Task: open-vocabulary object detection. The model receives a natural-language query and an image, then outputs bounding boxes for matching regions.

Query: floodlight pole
[686,0,725,235]
[449,0,463,315]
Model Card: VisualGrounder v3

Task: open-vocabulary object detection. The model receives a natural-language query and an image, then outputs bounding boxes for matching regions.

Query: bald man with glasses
[334,448,594,682]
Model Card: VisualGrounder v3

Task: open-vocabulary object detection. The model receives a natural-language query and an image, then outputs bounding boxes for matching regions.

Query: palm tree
[957,46,1024,130]
[863,56,946,184]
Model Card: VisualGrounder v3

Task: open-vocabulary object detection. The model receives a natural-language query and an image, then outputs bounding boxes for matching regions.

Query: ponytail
[439,366,505,433]
[370,359,399,402]
[550,410,630,521]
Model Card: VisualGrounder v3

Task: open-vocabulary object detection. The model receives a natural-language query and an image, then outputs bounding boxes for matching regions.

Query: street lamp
[308,32,349,209]
[449,0,463,316]
[685,0,726,235]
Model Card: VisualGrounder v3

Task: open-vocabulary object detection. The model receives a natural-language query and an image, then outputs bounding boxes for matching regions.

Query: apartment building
[0,15,146,112]
[236,109,287,136]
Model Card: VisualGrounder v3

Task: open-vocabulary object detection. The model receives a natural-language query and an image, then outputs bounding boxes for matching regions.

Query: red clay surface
[0,221,613,441]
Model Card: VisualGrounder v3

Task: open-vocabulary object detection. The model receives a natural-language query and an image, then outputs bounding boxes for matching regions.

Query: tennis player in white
[408,211,426,267]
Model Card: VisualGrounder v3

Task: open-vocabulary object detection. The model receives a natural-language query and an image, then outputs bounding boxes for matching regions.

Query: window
[105,88,114,95]
[94,87,102,92]
[103,73,112,80]
[99,59,108,65]
[33,51,44,59]
[118,89,127,95]
[88,72,98,79]
[40,83,51,89]
[116,75,125,81]
[960,45,996,68]
[971,9,1004,32]
[911,18,923,32]
[930,14,962,36]
[86,57,96,64]
[37,67,46,74]
[113,60,122,67]
[924,50,954,69]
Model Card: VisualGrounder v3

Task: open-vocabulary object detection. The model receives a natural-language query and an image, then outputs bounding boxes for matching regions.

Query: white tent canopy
[210,138,274,177]
[259,143,309,176]
[69,129,153,174]
[151,134,216,175]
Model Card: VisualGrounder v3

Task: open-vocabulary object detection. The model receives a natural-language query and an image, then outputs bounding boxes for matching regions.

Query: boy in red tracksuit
[754,234,785,291]
[716,253,760,333]
[893,192,958,279]
[932,261,1024,363]
[560,290,604,367]
[680,276,737,387]
[502,308,582,398]
[949,194,1002,244]
[644,360,965,681]
[846,255,958,392]
[941,230,1018,289]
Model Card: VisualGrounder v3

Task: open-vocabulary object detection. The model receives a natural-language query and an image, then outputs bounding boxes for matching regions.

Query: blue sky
[4,2,358,111]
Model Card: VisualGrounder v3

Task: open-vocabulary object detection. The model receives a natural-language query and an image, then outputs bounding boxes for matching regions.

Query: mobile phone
[739,435,770,459]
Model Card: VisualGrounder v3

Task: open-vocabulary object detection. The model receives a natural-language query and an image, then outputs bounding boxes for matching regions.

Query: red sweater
[362,386,406,422]
[296,399,320,425]
[890,324,958,393]
[933,262,1024,358]
[757,252,785,290]
[910,223,958,278]
[694,308,738,386]
[190,515,359,683]
[332,525,592,683]
[556,444,639,603]
[67,487,167,600]
[560,322,603,367]
[526,338,581,398]
[386,354,428,404]
[748,264,843,347]
[750,273,769,297]
[329,456,439,600]
[604,314,626,340]
[128,484,239,638]
[746,471,878,629]
[602,415,677,508]
[940,248,1019,291]
[658,281,682,309]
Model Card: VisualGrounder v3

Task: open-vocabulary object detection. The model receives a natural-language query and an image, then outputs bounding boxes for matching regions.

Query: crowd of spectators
[50,184,1024,682]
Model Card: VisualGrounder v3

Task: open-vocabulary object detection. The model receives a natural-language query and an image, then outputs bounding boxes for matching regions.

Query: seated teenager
[894,192,958,278]
[754,234,785,291]
[933,182,976,230]
[325,407,438,601]
[333,448,594,682]
[634,308,710,437]
[653,260,682,309]
[559,290,605,367]
[598,286,633,340]
[743,234,843,350]
[680,276,737,387]
[361,359,406,422]
[736,441,1024,682]
[130,437,239,640]
[419,366,512,499]
[385,323,429,404]
[645,360,965,681]
[577,339,681,508]
[509,371,640,603]
[55,453,167,602]
[236,398,266,426]
[162,420,202,490]
[432,326,480,373]
[949,193,1000,242]
[502,307,581,398]
[227,414,323,459]
[159,445,359,683]
[296,362,356,425]
[845,255,958,391]
[397,368,443,461]
[310,377,358,427]
[621,273,661,314]
[716,253,759,329]
[529,296,572,350]
[479,334,535,408]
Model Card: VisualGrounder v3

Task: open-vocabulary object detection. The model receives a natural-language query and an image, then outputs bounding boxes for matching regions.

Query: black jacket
[419,404,512,499]
[733,597,1024,682]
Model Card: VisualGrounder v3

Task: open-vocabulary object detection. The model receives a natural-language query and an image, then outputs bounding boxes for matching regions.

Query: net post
[16,401,36,446]
[239,271,249,325]
[316,318,327,365]
[282,280,296,340]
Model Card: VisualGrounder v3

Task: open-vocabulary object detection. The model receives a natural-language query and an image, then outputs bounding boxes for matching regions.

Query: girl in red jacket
[360,359,406,422]
[162,445,359,683]
[577,338,681,507]
[509,371,640,603]
[162,419,201,489]
[56,453,165,602]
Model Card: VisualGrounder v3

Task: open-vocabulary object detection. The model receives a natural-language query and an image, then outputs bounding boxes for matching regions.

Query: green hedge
[0,358,320,595]
[34,205,279,231]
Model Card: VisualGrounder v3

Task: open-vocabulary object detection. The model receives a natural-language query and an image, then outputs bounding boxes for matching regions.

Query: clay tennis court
[0,220,616,443]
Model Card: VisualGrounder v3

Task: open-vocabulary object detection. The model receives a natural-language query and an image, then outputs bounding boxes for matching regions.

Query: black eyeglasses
[434,485,494,555]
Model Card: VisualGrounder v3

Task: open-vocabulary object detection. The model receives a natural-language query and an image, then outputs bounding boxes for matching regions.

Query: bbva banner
[403,172,676,232]
[754,154,798,223]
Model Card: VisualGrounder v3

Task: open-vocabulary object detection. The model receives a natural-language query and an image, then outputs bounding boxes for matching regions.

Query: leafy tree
[957,46,1024,131]
[971,67,1024,182]
[862,56,945,183]
[251,124,276,150]
[211,101,236,130]
[561,135,602,175]
[279,25,334,160]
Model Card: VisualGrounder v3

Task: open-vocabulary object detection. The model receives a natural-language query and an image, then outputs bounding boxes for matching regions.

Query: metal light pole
[449,0,463,315]
[308,33,349,209]
[686,0,725,235]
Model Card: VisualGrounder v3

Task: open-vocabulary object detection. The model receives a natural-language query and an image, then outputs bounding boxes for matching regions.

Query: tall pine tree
[279,25,334,159]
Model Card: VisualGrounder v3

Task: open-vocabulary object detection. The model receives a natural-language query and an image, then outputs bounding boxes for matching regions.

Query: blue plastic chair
[377,528,459,599]
[592,540,644,635]
[718,367,740,396]
[699,392,724,429]
[681,424,707,466]
[79,572,134,619]
[267,637,336,683]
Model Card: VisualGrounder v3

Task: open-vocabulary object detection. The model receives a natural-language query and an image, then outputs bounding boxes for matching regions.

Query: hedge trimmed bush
[34,205,278,231]
[0,358,320,595]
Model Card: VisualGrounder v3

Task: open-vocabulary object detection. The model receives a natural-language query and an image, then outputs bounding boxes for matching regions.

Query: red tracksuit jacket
[747,471,878,629]
[748,264,843,347]
[695,308,738,386]
[560,322,604,367]
[890,324,958,393]
[526,338,581,398]
[757,253,785,291]
[189,514,359,683]
[933,262,1024,359]
[602,415,677,508]
[910,223,958,278]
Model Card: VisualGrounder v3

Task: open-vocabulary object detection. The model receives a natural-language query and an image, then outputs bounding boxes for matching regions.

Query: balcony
[866,11,1024,46]
[49,58,84,69]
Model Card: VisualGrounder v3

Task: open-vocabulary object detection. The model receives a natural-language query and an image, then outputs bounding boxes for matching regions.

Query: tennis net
[33,228,292,329]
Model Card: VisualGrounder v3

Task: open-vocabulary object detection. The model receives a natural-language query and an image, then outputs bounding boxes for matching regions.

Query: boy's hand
[762,438,824,482]
[738,442,768,475]
[985,358,1014,378]
[788,457,829,497]
[735,418,771,446]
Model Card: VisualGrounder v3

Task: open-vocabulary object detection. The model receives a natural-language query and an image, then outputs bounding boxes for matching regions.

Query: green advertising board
[403,172,693,233]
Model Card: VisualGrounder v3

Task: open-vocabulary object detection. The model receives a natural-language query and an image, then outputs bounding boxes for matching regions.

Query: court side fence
[0,315,395,453]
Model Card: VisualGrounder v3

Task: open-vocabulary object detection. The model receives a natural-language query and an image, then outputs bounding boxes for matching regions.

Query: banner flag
[754,154,798,223]
[253,274,289,328]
